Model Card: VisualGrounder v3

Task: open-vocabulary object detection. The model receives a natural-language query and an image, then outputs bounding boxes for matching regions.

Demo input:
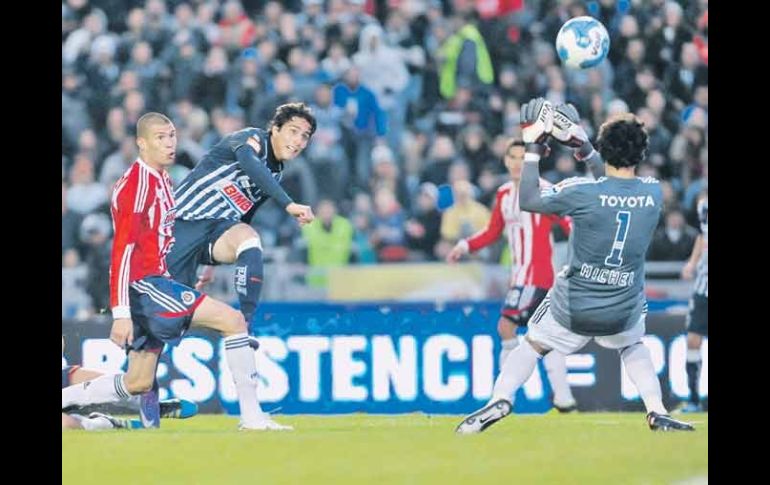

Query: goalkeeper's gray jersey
[520,167,663,336]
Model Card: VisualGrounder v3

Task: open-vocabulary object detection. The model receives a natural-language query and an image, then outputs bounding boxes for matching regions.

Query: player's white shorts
[527,301,646,355]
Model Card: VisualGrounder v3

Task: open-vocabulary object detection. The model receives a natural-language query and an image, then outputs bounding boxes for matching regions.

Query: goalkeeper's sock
[543,350,576,407]
[492,339,541,404]
[621,343,667,415]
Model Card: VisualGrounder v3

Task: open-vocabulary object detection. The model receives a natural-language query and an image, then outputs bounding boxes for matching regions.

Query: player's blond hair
[136,112,173,139]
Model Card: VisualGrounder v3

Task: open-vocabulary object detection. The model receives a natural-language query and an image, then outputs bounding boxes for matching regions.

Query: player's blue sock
[139,379,161,428]
[234,245,263,324]
[686,349,701,405]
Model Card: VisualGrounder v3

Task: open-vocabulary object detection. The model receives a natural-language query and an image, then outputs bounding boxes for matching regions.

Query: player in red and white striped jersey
[447,139,577,412]
[108,144,177,315]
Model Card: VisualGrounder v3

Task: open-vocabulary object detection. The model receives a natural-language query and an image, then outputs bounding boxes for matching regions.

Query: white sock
[62,374,132,409]
[69,414,115,431]
[621,343,667,415]
[686,349,702,363]
[224,333,266,426]
[498,338,519,371]
[543,351,576,407]
[492,339,542,404]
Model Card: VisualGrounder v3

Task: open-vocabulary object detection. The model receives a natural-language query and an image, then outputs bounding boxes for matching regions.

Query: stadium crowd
[62,0,708,316]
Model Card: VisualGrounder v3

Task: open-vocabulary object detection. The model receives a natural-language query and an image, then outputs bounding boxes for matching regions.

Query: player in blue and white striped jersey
[168,103,316,330]
[680,190,707,413]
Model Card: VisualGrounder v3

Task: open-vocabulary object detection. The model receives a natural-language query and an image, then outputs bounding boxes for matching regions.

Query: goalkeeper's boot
[647,412,695,431]
[455,398,512,434]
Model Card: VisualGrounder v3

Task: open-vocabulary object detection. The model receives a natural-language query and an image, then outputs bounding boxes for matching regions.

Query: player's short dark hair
[269,102,317,136]
[596,113,649,168]
[136,112,173,138]
[506,138,525,151]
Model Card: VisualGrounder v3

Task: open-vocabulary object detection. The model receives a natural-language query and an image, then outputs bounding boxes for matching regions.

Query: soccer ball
[555,16,610,69]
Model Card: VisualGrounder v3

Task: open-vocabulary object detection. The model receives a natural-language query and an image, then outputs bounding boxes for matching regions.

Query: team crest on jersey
[181,291,196,306]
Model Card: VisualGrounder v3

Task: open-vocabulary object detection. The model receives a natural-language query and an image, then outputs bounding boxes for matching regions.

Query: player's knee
[236,235,262,256]
[497,318,516,339]
[62,413,81,430]
[686,332,702,348]
[229,224,258,247]
[524,335,549,356]
[215,225,259,263]
[618,341,643,357]
[123,373,155,395]
[220,308,248,336]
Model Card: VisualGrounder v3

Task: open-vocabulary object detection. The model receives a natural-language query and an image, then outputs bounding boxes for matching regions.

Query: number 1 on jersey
[605,211,631,267]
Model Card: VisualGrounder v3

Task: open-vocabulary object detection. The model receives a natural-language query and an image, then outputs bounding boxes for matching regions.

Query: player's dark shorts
[61,365,81,388]
[685,293,708,336]
[501,286,550,326]
[167,218,240,286]
[127,276,207,352]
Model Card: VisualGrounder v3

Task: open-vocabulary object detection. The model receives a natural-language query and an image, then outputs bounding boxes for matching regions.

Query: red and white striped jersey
[109,159,176,318]
[465,180,571,289]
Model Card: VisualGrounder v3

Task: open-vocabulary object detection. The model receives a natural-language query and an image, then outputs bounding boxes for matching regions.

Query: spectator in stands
[80,213,112,314]
[543,152,579,185]
[647,209,698,261]
[66,154,108,215]
[405,182,442,261]
[301,199,354,286]
[438,179,490,258]
[62,182,83,259]
[370,144,410,210]
[350,192,377,264]
[438,14,494,100]
[333,66,387,189]
[371,187,408,262]
[60,0,708,281]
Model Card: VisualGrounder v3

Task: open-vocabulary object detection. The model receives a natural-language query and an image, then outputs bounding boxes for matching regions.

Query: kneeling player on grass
[62,337,198,424]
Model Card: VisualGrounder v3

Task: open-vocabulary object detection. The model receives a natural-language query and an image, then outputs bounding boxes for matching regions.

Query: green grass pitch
[63,413,707,484]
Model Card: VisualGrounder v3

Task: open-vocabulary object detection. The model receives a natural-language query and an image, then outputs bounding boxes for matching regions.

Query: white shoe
[239,418,294,431]
[553,399,578,413]
[455,398,512,434]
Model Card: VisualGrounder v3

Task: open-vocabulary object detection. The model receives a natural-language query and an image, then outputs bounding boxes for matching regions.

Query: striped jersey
[693,197,708,297]
[109,159,176,317]
[174,127,282,222]
[465,180,571,289]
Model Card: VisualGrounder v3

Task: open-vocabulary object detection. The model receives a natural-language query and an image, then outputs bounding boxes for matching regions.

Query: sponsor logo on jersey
[598,194,655,208]
[161,209,176,229]
[221,183,254,214]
